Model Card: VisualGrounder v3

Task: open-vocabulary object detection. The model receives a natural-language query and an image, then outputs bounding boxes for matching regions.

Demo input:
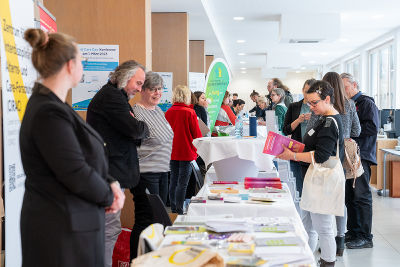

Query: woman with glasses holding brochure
[277,80,344,267]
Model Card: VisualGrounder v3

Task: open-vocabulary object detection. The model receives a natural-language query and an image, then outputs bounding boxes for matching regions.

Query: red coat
[165,103,202,161]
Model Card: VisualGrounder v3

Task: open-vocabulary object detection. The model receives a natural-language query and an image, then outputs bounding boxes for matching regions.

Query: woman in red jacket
[165,85,202,214]
[215,91,237,126]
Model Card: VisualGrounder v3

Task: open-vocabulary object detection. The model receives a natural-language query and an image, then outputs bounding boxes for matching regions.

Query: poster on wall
[189,72,205,92]
[204,58,231,132]
[38,2,57,33]
[72,44,119,111]
[156,72,173,112]
[0,0,36,266]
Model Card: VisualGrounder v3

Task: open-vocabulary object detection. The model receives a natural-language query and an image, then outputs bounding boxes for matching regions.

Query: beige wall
[205,55,214,75]
[189,40,205,73]
[281,71,317,95]
[152,12,189,88]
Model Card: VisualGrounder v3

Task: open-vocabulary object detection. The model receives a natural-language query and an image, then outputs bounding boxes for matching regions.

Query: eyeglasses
[306,99,322,107]
[270,94,278,97]
[148,86,163,92]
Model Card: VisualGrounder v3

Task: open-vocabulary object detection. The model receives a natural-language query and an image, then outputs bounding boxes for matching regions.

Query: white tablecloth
[193,136,274,171]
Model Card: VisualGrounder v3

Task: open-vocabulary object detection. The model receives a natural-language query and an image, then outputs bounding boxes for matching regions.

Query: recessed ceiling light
[233,17,245,21]
[241,71,247,74]
[240,61,246,64]
[240,67,247,70]
[236,40,246,43]
[238,53,246,56]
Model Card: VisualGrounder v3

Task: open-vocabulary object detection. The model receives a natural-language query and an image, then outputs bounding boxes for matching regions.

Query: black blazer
[19,83,114,267]
[283,99,304,141]
[87,81,149,188]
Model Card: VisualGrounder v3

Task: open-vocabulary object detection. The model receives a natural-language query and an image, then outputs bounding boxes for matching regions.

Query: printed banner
[204,58,231,132]
[189,72,205,92]
[156,72,173,112]
[72,44,119,111]
[0,0,36,266]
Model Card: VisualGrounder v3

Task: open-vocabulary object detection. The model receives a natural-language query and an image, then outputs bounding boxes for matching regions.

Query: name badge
[308,129,315,136]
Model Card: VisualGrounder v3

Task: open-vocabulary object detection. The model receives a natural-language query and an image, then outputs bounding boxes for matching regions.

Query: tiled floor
[317,188,400,267]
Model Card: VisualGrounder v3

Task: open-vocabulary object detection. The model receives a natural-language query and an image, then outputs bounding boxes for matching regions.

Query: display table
[381,148,400,197]
[193,136,274,181]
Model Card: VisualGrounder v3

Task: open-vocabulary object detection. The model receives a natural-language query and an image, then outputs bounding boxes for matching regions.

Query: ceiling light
[233,17,245,21]
[241,71,247,74]
[238,53,246,56]
[240,61,246,64]
[236,40,246,43]
[240,67,247,70]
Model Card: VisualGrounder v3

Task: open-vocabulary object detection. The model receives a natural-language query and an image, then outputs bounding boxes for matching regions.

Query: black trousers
[129,180,155,260]
[345,159,373,241]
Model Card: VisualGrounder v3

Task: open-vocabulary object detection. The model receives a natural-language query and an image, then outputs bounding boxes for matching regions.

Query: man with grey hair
[87,60,150,266]
[341,72,379,250]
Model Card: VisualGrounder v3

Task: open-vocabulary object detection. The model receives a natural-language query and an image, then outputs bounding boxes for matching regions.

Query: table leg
[383,152,388,197]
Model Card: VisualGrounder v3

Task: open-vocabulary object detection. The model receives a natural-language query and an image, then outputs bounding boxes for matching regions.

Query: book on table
[263,131,305,156]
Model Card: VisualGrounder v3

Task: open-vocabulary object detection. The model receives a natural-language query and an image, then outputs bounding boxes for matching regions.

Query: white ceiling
[151,0,400,77]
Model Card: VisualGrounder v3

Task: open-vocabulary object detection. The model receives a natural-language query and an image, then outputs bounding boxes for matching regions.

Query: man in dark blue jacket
[341,73,379,249]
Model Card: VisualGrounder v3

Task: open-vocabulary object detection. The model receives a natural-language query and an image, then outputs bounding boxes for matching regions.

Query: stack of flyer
[244,177,282,189]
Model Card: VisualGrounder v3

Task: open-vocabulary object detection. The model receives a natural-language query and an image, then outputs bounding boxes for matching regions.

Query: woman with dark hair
[283,78,316,196]
[193,91,209,127]
[270,88,288,132]
[277,80,344,267]
[215,91,237,126]
[232,99,246,115]
[306,72,361,256]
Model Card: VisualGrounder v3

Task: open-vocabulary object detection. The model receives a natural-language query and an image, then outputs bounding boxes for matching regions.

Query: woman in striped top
[132,72,174,204]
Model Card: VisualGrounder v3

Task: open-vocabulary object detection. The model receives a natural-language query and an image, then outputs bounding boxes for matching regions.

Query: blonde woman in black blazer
[20,29,124,267]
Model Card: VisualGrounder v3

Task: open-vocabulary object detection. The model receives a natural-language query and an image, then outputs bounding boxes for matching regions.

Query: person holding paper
[165,85,202,214]
[20,29,124,267]
[277,80,344,267]
[283,79,316,196]
[132,71,173,205]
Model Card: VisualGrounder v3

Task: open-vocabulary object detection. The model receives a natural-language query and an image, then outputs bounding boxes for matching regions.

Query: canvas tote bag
[300,117,345,217]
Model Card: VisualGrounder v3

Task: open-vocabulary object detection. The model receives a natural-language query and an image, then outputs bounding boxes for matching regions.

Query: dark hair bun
[24,29,47,49]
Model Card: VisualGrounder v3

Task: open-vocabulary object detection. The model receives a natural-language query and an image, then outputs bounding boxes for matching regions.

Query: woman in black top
[282,79,315,196]
[277,80,344,267]
[232,99,245,115]
[193,91,209,127]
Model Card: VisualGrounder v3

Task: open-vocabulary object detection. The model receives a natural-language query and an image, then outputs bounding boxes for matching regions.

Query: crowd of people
[19,28,379,267]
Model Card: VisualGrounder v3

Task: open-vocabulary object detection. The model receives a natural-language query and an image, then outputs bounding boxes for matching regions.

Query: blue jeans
[140,172,168,205]
[170,160,192,214]
[290,160,303,196]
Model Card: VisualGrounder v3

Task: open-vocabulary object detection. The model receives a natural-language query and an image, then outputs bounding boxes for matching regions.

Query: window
[368,41,395,109]
[345,56,361,83]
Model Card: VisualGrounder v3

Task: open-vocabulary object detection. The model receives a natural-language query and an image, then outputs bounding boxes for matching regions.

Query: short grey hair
[272,88,285,104]
[340,72,359,89]
[143,71,163,90]
[109,60,145,89]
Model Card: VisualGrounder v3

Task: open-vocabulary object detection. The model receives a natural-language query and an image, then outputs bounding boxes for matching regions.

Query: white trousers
[302,210,336,262]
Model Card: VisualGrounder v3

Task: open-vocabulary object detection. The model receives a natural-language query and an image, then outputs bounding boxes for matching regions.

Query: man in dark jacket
[341,72,379,249]
[87,60,150,265]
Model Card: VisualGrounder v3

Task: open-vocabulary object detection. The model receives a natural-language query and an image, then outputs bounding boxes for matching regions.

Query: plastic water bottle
[235,115,243,138]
